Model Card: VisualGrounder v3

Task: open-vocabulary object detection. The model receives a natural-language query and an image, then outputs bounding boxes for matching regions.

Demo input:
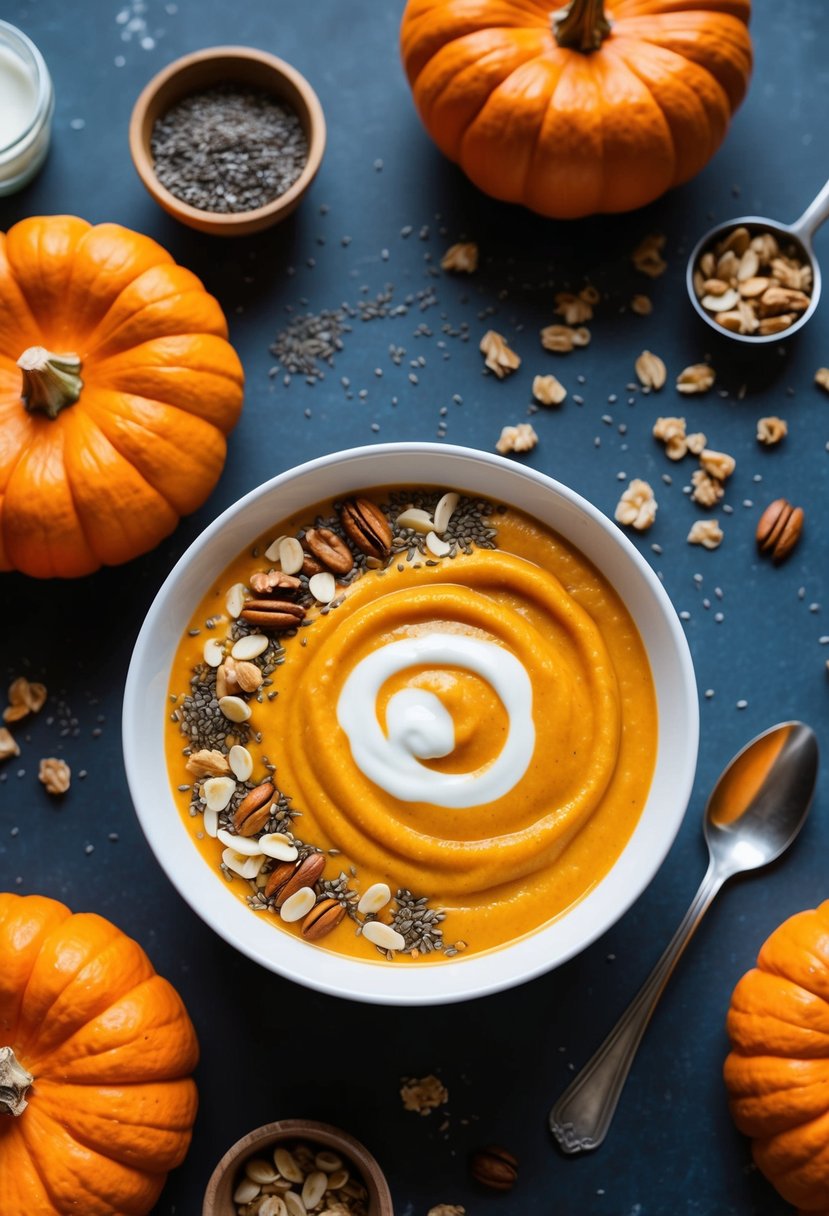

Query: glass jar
[0,20,54,196]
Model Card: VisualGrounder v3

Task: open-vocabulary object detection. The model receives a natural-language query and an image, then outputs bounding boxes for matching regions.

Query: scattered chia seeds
[151,85,308,213]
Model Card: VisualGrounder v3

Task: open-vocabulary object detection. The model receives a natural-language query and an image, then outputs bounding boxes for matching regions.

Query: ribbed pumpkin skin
[725,902,829,1214]
[400,0,753,218]
[0,215,244,578]
[0,893,199,1216]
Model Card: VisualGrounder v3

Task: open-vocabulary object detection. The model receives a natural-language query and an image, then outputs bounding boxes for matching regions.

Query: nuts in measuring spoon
[469,1144,519,1191]
[693,226,813,335]
[756,498,804,563]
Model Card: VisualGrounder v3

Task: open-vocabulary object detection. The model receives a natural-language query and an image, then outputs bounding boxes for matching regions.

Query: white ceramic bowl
[123,443,699,1005]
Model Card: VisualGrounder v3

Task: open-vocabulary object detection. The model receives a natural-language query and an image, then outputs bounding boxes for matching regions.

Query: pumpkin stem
[552,0,612,52]
[0,1046,34,1116]
[17,346,84,420]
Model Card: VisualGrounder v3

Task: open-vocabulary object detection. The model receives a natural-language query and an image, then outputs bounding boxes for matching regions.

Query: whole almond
[234,782,274,835]
[275,851,326,907]
[304,527,354,576]
[264,859,299,900]
[301,897,346,941]
[340,498,393,560]
[234,661,263,693]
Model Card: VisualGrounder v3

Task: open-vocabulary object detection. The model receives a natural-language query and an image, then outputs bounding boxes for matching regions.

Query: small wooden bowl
[129,46,326,236]
[202,1118,394,1216]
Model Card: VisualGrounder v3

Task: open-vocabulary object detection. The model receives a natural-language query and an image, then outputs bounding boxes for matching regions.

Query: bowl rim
[123,442,699,1005]
[128,44,326,228]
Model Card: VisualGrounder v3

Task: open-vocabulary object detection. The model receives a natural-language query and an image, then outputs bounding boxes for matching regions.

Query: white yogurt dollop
[336,633,534,807]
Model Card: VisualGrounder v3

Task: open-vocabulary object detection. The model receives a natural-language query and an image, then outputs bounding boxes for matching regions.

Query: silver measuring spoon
[686,178,829,343]
[549,720,819,1154]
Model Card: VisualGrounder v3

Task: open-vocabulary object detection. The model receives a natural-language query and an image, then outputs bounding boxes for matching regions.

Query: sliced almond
[231,634,269,661]
[308,571,336,603]
[425,531,451,557]
[203,638,224,668]
[278,536,305,575]
[229,744,254,782]
[395,507,434,533]
[280,886,317,923]
[283,1193,307,1216]
[315,1152,343,1173]
[326,1169,349,1189]
[234,1179,262,1204]
[274,1149,305,1185]
[433,491,460,535]
[301,1171,328,1211]
[225,583,247,619]
[217,828,262,856]
[264,535,288,562]
[218,695,251,723]
[258,833,300,862]
[701,288,740,312]
[202,776,236,812]
[203,807,219,837]
[361,921,406,951]
[737,248,759,281]
[357,882,392,915]
[222,847,265,880]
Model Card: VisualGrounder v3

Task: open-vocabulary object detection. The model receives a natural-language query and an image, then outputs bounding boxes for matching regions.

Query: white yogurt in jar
[0,22,54,195]
[0,43,37,148]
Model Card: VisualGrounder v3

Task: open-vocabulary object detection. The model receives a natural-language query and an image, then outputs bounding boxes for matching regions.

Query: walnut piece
[815,368,829,392]
[185,749,231,778]
[553,291,593,325]
[480,329,521,379]
[635,350,667,390]
[699,449,736,481]
[614,479,657,531]
[630,294,652,316]
[632,233,667,278]
[441,242,478,274]
[496,422,538,454]
[532,374,567,406]
[757,416,788,445]
[400,1074,449,1115]
[677,364,716,395]
[3,676,47,724]
[38,757,70,796]
[0,728,20,762]
[539,324,591,353]
[691,469,724,507]
[686,432,707,455]
[652,415,689,461]
[688,519,724,549]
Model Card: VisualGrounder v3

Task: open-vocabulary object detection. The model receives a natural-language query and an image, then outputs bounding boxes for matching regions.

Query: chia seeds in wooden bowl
[129,47,326,236]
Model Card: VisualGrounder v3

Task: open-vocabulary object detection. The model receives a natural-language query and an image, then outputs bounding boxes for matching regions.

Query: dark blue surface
[2,2,829,1213]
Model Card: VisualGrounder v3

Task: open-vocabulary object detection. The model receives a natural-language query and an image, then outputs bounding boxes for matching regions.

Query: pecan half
[469,1146,518,1192]
[304,527,354,575]
[301,551,325,577]
[301,897,346,940]
[756,498,804,563]
[275,852,325,907]
[234,781,274,836]
[240,599,306,630]
[340,498,392,560]
[249,570,302,595]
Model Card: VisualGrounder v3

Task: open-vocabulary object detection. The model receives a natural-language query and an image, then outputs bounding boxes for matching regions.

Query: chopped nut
[496,422,538,454]
[815,368,829,392]
[691,469,725,507]
[718,225,750,257]
[400,1074,448,1115]
[632,233,667,277]
[758,313,797,335]
[441,242,478,273]
[4,677,47,723]
[480,329,521,378]
[688,519,724,549]
[540,324,590,353]
[677,364,715,395]
[532,374,567,406]
[652,416,688,461]
[38,757,70,796]
[635,350,667,390]
[700,449,736,480]
[757,416,788,445]
[553,291,593,325]
[630,294,652,316]
[614,479,657,531]
[185,749,231,778]
[686,432,707,455]
[0,728,20,762]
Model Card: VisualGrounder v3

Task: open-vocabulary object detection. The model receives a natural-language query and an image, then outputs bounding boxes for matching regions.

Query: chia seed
[150,85,309,214]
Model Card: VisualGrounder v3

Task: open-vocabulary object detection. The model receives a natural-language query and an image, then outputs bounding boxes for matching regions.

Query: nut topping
[469,1145,519,1191]
[496,422,538,455]
[340,498,393,560]
[687,519,724,550]
[185,749,231,778]
[38,757,70,796]
[240,599,306,630]
[234,782,274,835]
[249,570,302,595]
[264,858,299,901]
[304,527,354,575]
[274,851,326,907]
[301,897,346,940]
[756,498,804,563]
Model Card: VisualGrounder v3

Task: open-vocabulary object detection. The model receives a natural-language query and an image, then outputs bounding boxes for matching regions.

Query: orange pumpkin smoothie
[166,489,656,962]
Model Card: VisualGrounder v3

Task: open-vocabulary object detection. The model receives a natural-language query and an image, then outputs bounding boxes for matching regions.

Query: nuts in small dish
[693,227,813,336]
[231,1138,369,1216]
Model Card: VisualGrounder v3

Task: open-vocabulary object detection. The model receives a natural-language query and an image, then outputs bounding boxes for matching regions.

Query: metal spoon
[686,177,829,344]
[549,721,819,1154]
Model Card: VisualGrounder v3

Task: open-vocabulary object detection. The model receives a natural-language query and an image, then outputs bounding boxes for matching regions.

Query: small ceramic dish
[202,1118,393,1216]
[129,46,326,236]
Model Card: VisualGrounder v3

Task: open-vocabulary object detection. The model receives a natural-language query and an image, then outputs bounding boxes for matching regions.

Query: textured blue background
[2,2,829,1213]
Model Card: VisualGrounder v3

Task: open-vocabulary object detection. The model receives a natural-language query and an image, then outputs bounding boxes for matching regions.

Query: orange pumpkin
[0,215,244,578]
[400,0,753,218]
[725,902,829,1214]
[0,892,199,1215]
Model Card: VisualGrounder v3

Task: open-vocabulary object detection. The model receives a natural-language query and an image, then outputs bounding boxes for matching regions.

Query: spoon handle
[791,175,829,243]
[549,861,723,1154]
